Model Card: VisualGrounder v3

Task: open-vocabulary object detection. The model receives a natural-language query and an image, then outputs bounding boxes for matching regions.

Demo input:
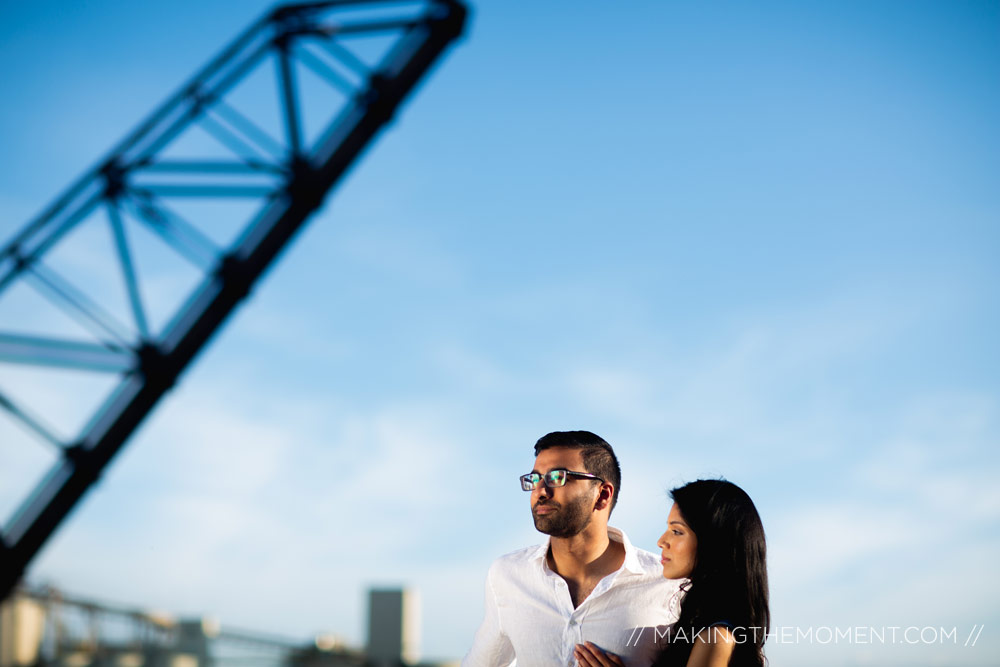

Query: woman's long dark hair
[654,479,770,667]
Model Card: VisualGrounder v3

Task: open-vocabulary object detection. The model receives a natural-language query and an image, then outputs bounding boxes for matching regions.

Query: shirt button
[569,620,577,626]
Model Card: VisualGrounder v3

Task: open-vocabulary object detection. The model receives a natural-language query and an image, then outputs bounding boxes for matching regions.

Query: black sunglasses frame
[519,469,605,491]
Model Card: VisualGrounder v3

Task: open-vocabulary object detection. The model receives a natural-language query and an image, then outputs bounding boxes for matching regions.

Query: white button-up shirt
[462,527,682,667]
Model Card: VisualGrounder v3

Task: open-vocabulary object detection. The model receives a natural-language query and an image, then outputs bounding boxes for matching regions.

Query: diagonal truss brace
[0,0,467,601]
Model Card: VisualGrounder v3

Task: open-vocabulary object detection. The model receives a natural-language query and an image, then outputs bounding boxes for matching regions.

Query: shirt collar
[611,526,646,574]
[530,526,645,575]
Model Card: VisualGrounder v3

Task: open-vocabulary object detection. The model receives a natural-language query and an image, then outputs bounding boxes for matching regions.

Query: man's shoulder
[632,545,665,571]
[610,526,669,577]
[629,546,683,589]
[485,543,545,579]
[492,543,545,565]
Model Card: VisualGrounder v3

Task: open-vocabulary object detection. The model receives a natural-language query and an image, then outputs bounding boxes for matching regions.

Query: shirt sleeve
[461,562,516,667]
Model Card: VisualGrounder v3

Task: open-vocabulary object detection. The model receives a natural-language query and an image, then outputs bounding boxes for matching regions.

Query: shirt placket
[565,604,587,664]
[549,574,584,666]
[570,570,624,661]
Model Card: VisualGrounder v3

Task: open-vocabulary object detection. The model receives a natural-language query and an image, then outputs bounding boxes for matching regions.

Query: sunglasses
[520,469,605,491]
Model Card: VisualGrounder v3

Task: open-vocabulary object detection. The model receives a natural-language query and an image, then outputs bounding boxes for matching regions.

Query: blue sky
[1,0,998,664]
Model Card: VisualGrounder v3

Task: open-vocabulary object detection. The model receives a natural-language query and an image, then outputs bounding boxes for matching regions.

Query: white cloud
[768,502,916,588]
[28,379,480,643]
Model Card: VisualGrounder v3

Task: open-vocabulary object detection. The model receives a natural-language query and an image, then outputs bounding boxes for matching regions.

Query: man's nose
[535,483,554,500]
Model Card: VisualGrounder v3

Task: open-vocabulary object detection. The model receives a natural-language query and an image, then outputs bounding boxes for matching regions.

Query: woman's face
[657,502,698,579]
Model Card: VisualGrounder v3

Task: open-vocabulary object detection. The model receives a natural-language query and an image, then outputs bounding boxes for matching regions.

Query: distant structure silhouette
[0,0,467,601]
[1,584,452,666]
[367,589,419,666]
[0,584,364,665]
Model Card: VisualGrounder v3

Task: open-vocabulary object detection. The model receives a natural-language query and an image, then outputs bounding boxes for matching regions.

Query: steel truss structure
[8,584,363,665]
[0,0,466,600]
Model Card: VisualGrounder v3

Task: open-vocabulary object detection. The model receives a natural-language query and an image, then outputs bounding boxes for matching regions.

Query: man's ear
[593,483,615,512]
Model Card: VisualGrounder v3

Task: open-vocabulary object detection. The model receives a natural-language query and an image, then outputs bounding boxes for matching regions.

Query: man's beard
[532,493,593,538]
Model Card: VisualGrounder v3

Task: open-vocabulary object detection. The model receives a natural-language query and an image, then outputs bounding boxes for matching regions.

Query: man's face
[529,447,599,538]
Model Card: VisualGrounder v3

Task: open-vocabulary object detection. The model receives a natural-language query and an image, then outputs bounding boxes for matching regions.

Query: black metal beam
[0,0,467,601]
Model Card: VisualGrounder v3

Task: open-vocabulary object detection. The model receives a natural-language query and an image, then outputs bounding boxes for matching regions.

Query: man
[462,431,681,667]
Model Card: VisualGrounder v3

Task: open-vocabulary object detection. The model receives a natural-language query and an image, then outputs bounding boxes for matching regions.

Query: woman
[575,479,769,667]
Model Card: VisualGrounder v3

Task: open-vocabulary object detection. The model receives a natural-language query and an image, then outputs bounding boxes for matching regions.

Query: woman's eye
[673,530,683,536]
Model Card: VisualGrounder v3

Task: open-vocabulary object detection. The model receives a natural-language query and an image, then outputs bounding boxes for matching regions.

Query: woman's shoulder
[686,624,736,667]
